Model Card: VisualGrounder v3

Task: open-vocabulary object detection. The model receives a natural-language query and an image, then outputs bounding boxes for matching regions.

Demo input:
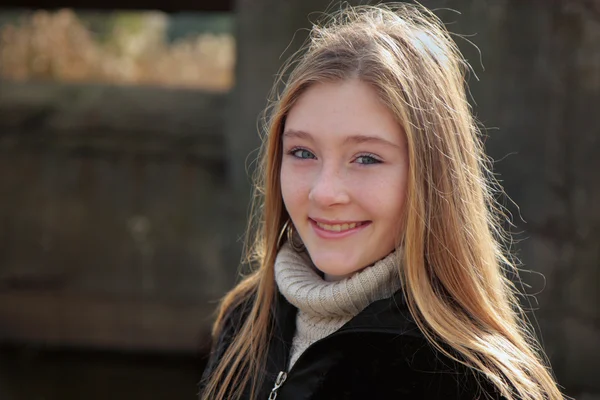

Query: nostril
[308,180,350,205]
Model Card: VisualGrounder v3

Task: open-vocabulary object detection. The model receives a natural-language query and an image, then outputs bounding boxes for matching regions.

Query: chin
[308,251,363,278]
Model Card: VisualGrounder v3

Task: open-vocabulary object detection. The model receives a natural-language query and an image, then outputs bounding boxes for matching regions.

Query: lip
[309,218,371,239]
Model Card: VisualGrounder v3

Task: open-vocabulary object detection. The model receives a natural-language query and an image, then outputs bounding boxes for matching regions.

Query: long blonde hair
[201,4,563,400]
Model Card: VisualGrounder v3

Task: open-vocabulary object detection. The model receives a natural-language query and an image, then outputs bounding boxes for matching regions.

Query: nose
[308,163,350,206]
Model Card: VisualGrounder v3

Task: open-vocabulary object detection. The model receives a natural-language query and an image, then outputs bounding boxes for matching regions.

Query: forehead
[284,79,404,145]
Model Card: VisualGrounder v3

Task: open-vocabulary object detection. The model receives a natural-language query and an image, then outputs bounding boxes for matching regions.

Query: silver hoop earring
[285,221,306,253]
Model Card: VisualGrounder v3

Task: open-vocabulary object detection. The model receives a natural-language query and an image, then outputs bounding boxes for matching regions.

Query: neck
[324,272,352,282]
[274,242,402,318]
[273,242,403,369]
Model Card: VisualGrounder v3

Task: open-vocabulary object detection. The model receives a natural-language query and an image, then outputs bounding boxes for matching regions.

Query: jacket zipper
[267,371,287,400]
[266,323,405,398]
[265,295,410,398]
[266,329,351,399]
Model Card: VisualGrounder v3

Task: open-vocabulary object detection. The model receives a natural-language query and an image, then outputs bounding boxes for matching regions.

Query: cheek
[360,169,407,225]
[383,171,408,238]
[280,162,308,216]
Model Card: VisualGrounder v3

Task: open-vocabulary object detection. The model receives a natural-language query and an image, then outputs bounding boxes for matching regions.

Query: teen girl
[200,4,563,400]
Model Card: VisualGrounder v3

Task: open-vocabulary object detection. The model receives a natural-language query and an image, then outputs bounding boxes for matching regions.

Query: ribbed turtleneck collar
[274,242,402,320]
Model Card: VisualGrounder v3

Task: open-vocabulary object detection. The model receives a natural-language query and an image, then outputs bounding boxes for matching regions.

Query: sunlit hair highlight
[200,3,564,400]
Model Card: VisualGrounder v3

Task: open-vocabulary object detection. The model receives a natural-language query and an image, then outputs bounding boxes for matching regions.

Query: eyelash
[287,147,382,165]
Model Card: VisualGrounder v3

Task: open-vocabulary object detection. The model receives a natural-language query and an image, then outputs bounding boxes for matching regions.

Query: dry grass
[0,9,234,91]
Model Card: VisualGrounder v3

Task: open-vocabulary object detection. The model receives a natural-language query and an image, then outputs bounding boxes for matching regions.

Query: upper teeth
[316,222,362,232]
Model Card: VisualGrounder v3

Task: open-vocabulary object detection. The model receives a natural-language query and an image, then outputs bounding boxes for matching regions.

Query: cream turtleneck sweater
[274,242,402,370]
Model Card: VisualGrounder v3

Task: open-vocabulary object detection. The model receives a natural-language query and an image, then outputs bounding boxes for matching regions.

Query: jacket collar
[257,288,422,398]
[273,286,422,346]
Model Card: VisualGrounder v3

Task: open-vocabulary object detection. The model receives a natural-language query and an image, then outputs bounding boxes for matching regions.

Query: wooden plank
[0,81,228,138]
[0,81,228,162]
[0,289,215,352]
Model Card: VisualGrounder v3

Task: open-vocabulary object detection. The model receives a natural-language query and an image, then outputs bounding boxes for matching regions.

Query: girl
[200,4,564,400]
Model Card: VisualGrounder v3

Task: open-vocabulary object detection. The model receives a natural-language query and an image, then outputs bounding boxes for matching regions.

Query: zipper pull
[268,371,288,400]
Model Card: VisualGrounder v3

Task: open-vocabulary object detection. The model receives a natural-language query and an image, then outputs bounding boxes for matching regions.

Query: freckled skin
[281,79,409,281]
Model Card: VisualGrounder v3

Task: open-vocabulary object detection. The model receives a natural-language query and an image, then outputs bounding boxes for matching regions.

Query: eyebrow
[282,129,401,149]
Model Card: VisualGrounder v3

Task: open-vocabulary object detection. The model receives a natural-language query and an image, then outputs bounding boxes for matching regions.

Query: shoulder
[212,288,256,351]
[199,288,257,387]
[393,336,502,399]
[215,290,256,339]
[317,332,503,400]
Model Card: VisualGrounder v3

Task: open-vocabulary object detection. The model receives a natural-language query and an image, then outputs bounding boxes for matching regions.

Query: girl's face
[281,79,409,281]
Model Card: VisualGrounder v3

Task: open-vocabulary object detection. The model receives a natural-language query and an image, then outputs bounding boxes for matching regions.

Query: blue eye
[291,148,316,159]
[355,154,381,165]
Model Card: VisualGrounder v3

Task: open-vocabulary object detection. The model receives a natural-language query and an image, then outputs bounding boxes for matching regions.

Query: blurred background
[0,0,597,399]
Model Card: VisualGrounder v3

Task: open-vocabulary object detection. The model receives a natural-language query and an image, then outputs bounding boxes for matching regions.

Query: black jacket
[200,288,502,399]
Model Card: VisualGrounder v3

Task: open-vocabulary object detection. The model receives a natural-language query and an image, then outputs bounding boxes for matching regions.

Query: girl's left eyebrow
[343,134,401,149]
[283,129,401,149]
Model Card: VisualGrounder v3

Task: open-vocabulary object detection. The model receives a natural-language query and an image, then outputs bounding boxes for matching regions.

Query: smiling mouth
[314,220,368,232]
